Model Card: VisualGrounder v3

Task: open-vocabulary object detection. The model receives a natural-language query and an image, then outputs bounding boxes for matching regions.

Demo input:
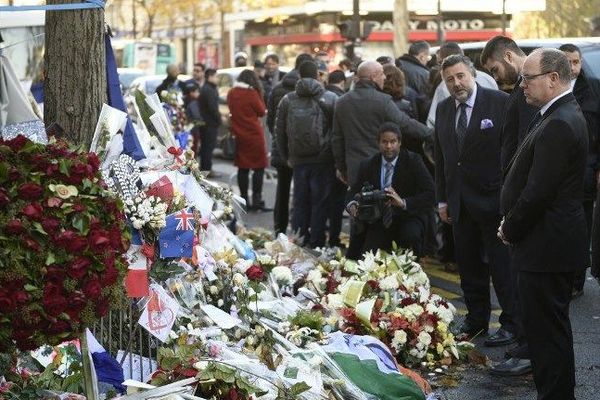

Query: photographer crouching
[346,123,435,257]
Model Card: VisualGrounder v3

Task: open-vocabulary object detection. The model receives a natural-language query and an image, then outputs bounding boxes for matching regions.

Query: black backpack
[286,94,329,158]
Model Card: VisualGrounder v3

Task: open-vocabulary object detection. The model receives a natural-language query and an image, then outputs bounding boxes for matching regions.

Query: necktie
[456,103,468,151]
[527,111,543,133]
[382,162,394,229]
[384,162,394,188]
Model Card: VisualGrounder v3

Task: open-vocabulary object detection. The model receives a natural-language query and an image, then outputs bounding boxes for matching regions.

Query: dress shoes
[484,328,517,347]
[454,321,488,338]
[490,357,532,376]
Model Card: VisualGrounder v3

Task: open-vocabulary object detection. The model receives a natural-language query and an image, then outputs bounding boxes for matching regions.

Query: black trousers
[328,177,347,247]
[519,270,576,400]
[273,165,293,235]
[574,163,597,290]
[199,125,219,171]
[237,168,264,206]
[453,204,515,332]
[363,216,426,256]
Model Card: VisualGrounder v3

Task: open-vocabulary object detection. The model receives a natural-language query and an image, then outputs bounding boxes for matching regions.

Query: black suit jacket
[501,77,539,172]
[348,149,435,220]
[572,71,600,167]
[501,93,589,272]
[434,85,509,222]
[199,82,221,127]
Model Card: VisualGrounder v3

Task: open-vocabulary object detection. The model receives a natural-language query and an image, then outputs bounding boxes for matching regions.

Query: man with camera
[347,123,435,255]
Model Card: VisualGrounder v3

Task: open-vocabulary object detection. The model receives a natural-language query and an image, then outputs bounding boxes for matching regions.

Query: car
[215,66,291,159]
[117,68,145,94]
[431,37,600,91]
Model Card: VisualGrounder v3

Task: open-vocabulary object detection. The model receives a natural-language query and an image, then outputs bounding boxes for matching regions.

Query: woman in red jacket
[227,69,269,211]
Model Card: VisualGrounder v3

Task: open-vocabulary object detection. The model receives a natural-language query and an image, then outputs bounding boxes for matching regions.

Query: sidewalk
[211,156,600,400]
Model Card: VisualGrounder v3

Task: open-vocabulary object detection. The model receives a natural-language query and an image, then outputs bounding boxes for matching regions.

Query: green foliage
[290,310,324,331]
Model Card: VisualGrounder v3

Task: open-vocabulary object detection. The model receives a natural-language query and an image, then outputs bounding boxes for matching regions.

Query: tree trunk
[146,13,155,38]
[220,9,225,68]
[393,0,409,57]
[44,0,106,148]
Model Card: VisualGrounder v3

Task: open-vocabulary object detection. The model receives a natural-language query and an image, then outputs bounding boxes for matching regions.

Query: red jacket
[227,83,268,169]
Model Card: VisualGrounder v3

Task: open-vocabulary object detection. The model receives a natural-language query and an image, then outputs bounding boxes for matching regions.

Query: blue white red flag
[158,208,196,258]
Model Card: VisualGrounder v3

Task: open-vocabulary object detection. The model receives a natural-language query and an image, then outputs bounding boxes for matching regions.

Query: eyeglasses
[520,71,554,83]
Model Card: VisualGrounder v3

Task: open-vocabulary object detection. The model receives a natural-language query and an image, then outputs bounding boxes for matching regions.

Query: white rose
[271,266,293,285]
[418,331,432,347]
[379,274,400,291]
[233,273,246,286]
[209,286,219,295]
[391,330,407,350]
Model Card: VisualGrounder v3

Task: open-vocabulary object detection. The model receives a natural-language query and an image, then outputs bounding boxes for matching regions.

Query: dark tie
[382,162,394,228]
[383,161,393,188]
[527,111,543,133]
[456,103,468,151]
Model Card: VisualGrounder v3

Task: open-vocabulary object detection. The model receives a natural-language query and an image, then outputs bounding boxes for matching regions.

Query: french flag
[86,329,126,394]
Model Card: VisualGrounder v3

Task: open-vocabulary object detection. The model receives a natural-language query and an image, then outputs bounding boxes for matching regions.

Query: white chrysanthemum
[326,294,344,308]
[233,273,246,286]
[391,330,407,351]
[271,266,293,285]
[379,274,400,291]
[418,331,432,347]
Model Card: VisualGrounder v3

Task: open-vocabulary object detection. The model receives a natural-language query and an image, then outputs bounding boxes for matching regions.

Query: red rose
[23,237,41,252]
[21,203,44,220]
[46,164,59,176]
[14,291,29,304]
[55,230,88,253]
[41,217,60,233]
[0,189,9,208]
[72,203,86,212]
[4,135,28,152]
[47,197,63,208]
[227,388,239,400]
[45,266,66,284]
[0,289,15,313]
[83,278,102,299]
[30,154,50,172]
[47,320,71,335]
[109,226,125,250]
[71,292,87,310]
[245,265,264,281]
[87,153,100,171]
[89,229,110,253]
[42,292,67,317]
[89,217,101,230]
[96,298,110,317]
[68,257,91,280]
[12,329,36,351]
[69,163,88,182]
[17,183,43,200]
[102,263,119,286]
[8,167,21,181]
[5,219,24,234]
[168,146,183,156]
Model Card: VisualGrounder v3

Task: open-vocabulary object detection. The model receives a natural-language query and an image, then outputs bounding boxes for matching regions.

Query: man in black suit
[560,43,600,299]
[434,55,516,345]
[481,35,538,375]
[499,48,589,400]
[347,123,435,255]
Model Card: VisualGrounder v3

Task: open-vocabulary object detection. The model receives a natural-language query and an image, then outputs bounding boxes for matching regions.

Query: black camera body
[354,183,387,223]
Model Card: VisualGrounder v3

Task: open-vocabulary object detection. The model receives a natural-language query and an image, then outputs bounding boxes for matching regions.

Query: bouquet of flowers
[0,135,129,351]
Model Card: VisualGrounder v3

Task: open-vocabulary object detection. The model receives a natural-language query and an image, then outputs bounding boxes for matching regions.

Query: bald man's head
[166,64,179,78]
[357,60,385,89]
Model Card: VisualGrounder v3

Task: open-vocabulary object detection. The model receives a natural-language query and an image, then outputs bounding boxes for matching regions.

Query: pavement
[211,155,600,400]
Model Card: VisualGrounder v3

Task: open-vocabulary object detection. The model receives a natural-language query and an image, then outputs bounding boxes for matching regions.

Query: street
[211,156,600,400]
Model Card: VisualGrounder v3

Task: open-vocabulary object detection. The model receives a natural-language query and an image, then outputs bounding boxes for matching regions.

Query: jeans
[292,163,335,248]
[199,125,219,171]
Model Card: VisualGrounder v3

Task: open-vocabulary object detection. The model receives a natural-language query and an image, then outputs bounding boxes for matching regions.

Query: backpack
[286,95,329,158]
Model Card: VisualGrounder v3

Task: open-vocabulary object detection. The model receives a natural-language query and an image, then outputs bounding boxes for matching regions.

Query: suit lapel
[462,85,485,152]
[444,100,460,157]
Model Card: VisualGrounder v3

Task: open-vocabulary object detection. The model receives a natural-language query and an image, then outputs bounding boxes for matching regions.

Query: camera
[353,183,387,223]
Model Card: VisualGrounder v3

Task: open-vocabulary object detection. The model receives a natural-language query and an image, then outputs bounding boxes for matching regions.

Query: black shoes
[490,357,532,376]
[455,321,488,338]
[484,328,517,347]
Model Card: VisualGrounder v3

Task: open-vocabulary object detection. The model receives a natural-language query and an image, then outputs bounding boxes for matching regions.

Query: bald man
[331,60,432,259]
[156,64,185,101]
[332,60,432,188]
[500,48,588,400]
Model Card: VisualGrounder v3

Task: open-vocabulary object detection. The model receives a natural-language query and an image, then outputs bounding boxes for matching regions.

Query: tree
[44,0,106,147]
[393,0,409,57]
[513,0,600,38]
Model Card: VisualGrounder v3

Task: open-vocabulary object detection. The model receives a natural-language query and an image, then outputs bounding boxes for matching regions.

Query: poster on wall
[134,43,157,75]
[197,43,219,69]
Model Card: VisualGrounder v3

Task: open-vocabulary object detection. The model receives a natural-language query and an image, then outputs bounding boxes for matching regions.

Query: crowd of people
[156,38,600,400]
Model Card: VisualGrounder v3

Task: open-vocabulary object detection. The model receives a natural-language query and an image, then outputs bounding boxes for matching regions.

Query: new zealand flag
[158,208,196,258]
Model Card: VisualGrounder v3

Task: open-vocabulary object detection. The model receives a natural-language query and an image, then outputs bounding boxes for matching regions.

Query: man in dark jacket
[435,55,515,344]
[347,123,435,255]
[156,64,185,101]
[262,54,286,104]
[267,53,314,235]
[499,48,588,400]
[481,36,538,172]
[275,61,337,248]
[560,43,600,298]
[198,69,221,174]
[325,69,347,247]
[396,41,431,97]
